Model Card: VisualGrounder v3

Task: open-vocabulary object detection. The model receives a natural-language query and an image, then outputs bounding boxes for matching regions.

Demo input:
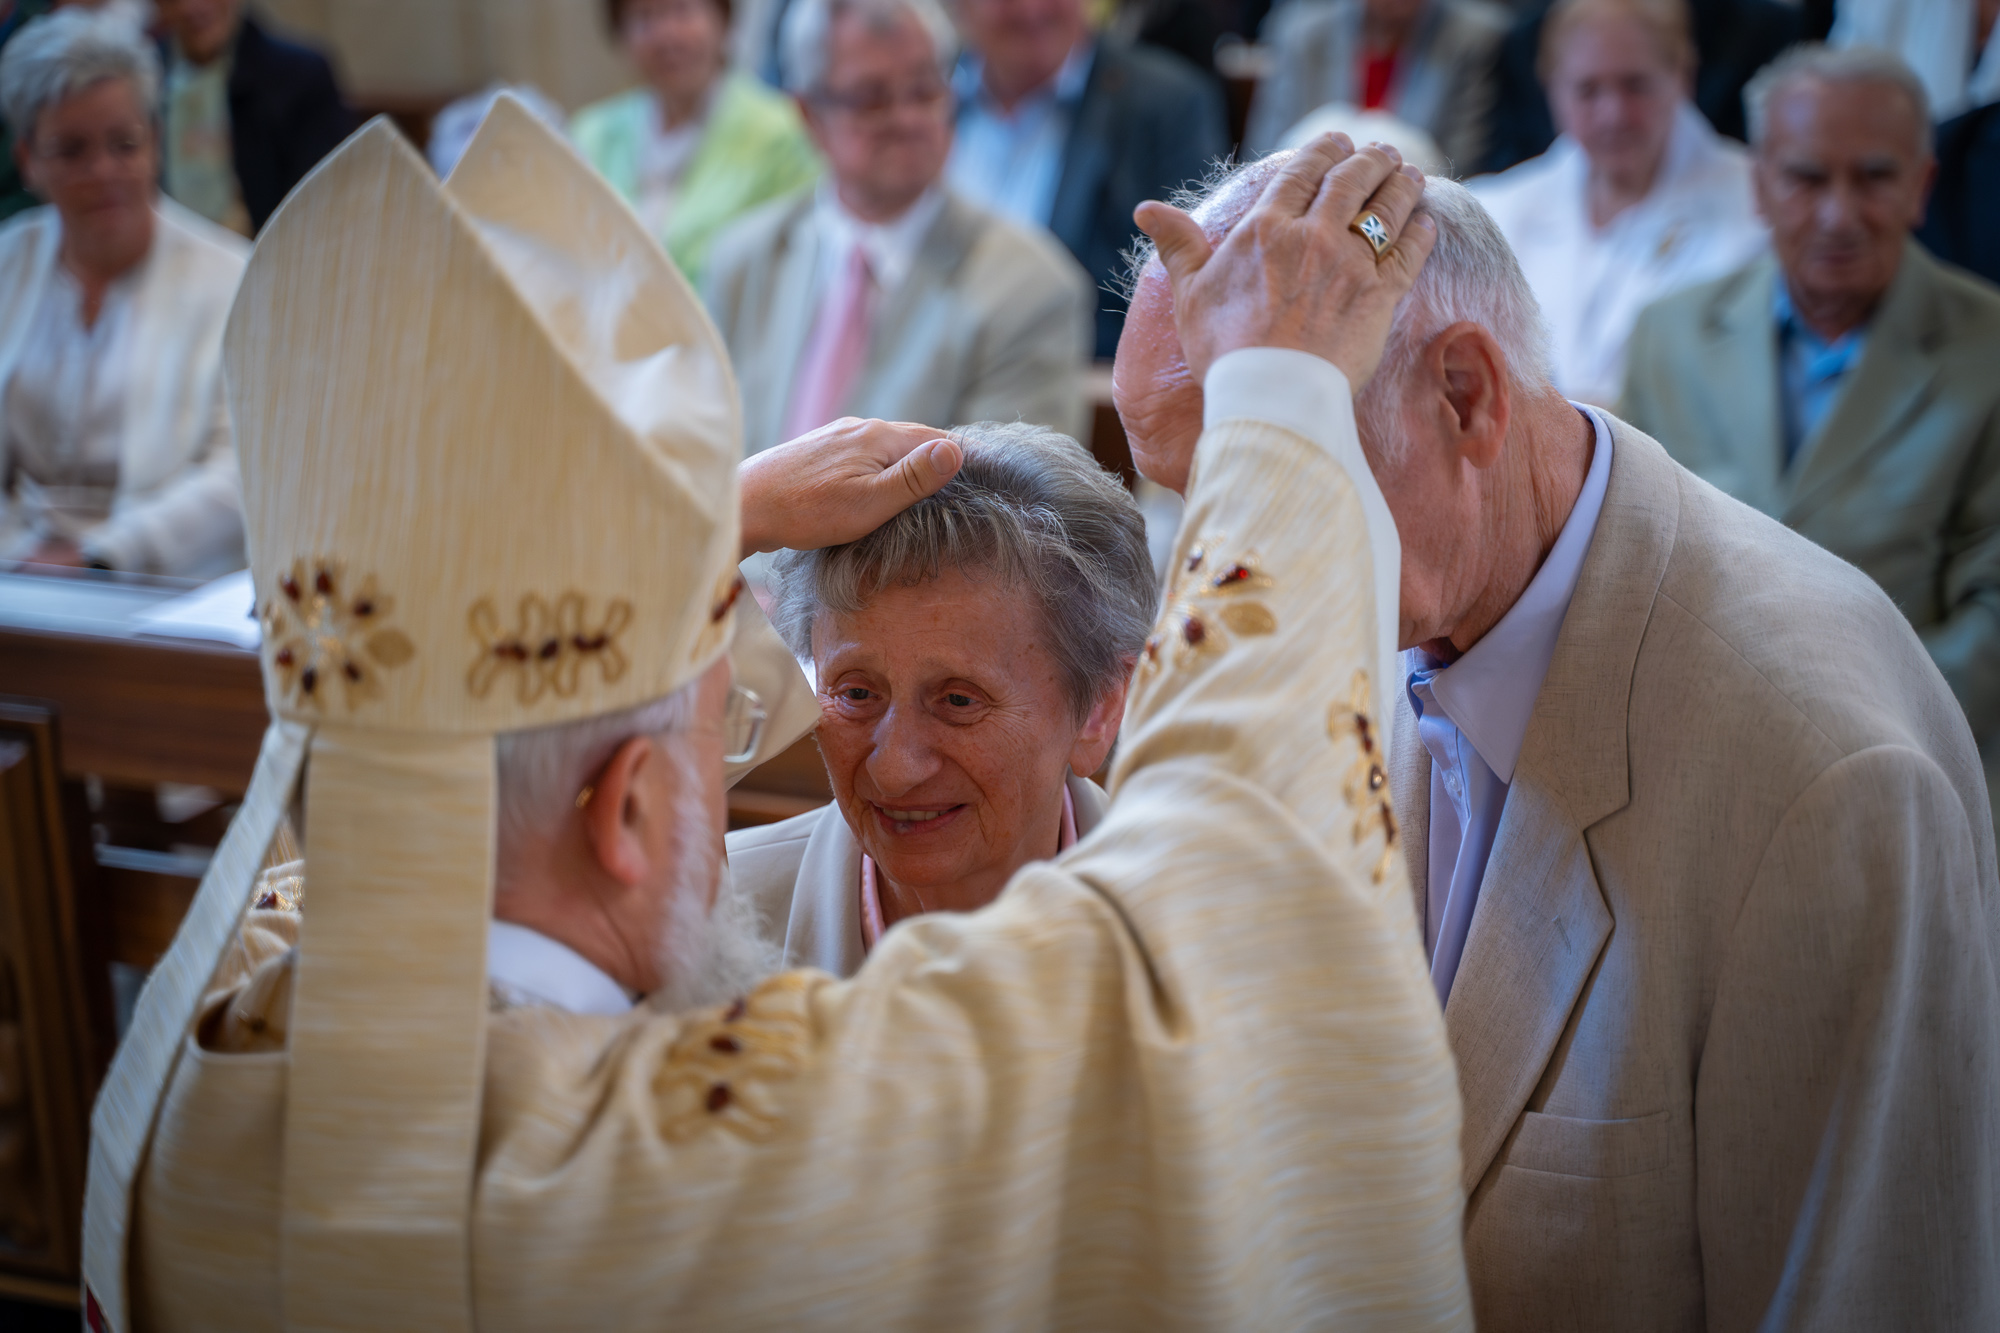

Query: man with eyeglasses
[704,0,1093,457]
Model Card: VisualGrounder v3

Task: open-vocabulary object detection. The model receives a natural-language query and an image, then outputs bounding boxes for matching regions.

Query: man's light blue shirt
[946,42,1094,230]
[1774,279,1868,468]
[1409,407,1613,1005]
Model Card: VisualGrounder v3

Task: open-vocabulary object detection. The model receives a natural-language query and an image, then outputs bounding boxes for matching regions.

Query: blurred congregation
[5,0,1999,804]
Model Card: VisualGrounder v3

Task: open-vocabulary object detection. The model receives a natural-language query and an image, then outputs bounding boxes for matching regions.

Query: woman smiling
[729,422,1156,973]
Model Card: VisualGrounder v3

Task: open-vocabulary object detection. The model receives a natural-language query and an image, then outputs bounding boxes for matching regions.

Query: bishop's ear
[581,735,659,888]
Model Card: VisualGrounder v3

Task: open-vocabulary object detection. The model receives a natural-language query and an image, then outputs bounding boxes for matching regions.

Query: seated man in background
[1470,0,1765,408]
[707,0,1091,453]
[154,0,355,236]
[0,8,246,576]
[947,0,1226,357]
[1622,43,2000,823]
[732,421,1154,973]
[1246,0,1509,170]
[572,0,819,286]
[1120,144,1999,1329]
[93,100,1474,1329]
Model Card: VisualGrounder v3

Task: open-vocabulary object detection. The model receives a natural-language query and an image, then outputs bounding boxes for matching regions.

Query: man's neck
[61,226,151,327]
[1787,273,1891,344]
[981,38,1083,112]
[837,179,932,227]
[1584,148,1667,229]
[1433,395,1593,660]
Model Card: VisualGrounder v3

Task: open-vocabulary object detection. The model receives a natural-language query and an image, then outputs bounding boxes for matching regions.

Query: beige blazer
[1390,419,2000,1331]
[703,188,1092,456]
[1621,244,2000,781]
[131,414,1474,1330]
[729,771,1111,977]
[0,200,248,574]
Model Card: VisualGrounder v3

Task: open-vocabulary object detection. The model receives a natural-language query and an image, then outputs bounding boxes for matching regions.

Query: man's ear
[1431,322,1511,470]
[582,735,658,888]
[1068,665,1132,779]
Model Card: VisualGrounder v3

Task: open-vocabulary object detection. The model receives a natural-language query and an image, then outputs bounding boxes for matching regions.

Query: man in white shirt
[1119,142,1999,1330]
[705,0,1091,455]
[1469,0,1765,406]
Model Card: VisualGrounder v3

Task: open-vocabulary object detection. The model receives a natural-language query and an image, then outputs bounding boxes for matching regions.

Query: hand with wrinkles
[739,418,963,559]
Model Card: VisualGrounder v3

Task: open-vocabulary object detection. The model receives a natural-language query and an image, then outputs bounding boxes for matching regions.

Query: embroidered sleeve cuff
[1201,347,1404,742]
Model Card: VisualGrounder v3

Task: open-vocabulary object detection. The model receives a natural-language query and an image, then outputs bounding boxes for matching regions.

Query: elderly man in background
[0,7,247,575]
[732,422,1153,972]
[1246,0,1509,168]
[96,98,1476,1329]
[706,0,1091,453]
[1622,44,2000,825]
[1469,0,1765,408]
[153,0,354,235]
[947,0,1225,357]
[1120,142,2000,1328]
[572,0,819,286]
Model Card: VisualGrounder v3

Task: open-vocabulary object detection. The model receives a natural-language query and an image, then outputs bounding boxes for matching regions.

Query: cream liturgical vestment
[84,101,1469,1330]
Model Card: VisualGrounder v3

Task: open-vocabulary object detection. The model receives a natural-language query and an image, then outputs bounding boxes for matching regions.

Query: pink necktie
[782,243,875,442]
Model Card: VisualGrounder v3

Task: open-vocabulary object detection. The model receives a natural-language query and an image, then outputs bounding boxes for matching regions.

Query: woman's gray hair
[1123,153,1554,463]
[771,422,1156,720]
[495,682,700,851]
[0,7,159,142]
[780,0,958,97]
[1745,44,1931,157]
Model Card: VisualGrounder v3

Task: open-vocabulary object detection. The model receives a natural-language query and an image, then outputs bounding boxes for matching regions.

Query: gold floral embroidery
[261,559,415,710]
[466,593,633,704]
[654,972,814,1143]
[1136,536,1281,681]
[1328,669,1399,883]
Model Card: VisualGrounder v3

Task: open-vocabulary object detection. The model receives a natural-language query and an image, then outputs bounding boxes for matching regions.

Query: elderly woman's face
[18,77,156,251]
[813,568,1119,912]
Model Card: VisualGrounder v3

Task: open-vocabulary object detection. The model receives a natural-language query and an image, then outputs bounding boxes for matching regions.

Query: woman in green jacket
[573,0,818,285]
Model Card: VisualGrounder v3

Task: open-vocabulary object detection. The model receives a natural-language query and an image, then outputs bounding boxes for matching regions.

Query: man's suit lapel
[753,200,823,451]
[1786,241,1945,527]
[1698,258,1789,516]
[1444,419,1680,1191]
[1389,688,1431,941]
[1049,54,1113,258]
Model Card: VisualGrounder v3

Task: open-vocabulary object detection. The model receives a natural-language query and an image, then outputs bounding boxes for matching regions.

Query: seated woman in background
[0,7,248,576]
[571,0,818,287]
[730,422,1157,975]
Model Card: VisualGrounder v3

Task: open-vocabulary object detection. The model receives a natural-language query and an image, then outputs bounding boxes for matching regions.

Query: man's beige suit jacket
[727,772,1110,977]
[703,188,1093,456]
[1391,419,2000,1331]
[131,415,1473,1329]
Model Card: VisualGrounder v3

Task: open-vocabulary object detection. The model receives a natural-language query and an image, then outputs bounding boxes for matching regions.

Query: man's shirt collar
[1410,406,1614,784]
[487,919,634,1015]
[953,39,1096,116]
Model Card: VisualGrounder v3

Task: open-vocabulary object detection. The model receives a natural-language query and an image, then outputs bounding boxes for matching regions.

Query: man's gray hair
[1745,43,1932,156]
[1126,154,1555,462]
[0,7,159,142]
[496,682,700,849]
[770,422,1156,719]
[780,0,958,97]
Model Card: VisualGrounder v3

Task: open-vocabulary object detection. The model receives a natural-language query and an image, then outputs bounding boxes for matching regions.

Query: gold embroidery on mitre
[261,559,415,710]
[654,971,814,1143]
[1328,668,1399,884]
[466,593,633,704]
[1136,535,1280,683]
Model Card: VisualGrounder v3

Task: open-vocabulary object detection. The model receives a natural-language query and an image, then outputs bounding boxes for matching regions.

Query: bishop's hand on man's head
[1132,135,1435,393]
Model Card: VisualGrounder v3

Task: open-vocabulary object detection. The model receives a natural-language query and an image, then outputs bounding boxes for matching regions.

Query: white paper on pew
[131,568,260,650]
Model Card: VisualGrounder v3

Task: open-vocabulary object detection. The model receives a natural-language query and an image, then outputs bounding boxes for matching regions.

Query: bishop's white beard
[647,779,781,1014]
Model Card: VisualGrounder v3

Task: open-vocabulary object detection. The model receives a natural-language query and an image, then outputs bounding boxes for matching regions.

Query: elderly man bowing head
[1119,149,2000,1330]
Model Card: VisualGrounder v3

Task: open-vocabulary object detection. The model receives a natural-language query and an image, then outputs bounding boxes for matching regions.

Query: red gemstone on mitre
[1355,714,1374,753]
[538,638,561,660]
[709,1034,741,1054]
[706,1083,732,1113]
[314,568,334,595]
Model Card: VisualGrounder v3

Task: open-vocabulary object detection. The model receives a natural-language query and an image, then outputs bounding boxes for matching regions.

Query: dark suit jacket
[1046,39,1228,356]
[1919,101,2000,287]
[1473,0,1799,175]
[213,16,356,232]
